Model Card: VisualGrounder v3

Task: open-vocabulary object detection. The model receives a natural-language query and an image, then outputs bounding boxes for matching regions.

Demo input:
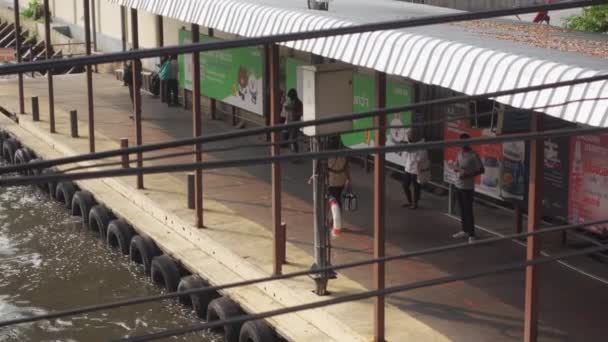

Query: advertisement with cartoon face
[179,30,264,115]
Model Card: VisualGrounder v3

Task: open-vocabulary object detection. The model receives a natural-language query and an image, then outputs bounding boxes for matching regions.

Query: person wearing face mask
[450,133,485,243]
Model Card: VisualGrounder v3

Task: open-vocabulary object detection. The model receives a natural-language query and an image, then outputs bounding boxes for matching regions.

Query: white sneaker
[452,231,468,239]
[468,236,477,243]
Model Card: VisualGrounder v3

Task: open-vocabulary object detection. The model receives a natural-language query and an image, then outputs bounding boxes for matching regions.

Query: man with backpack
[450,133,485,243]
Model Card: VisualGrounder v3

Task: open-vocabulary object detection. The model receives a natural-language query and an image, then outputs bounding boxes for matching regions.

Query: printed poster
[542,137,570,222]
[178,30,264,115]
[568,134,608,236]
[340,73,414,167]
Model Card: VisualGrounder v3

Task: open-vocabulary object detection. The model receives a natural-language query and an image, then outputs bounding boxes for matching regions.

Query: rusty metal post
[373,71,386,342]
[31,97,39,122]
[268,44,284,275]
[131,8,144,189]
[120,138,129,168]
[156,15,164,48]
[83,0,95,152]
[192,24,203,228]
[524,113,543,342]
[263,44,271,142]
[70,110,78,138]
[13,0,24,114]
[208,28,217,120]
[91,0,97,52]
[120,6,127,86]
[43,0,55,133]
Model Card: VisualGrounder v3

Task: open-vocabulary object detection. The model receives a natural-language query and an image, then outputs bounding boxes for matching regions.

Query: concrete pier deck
[1,74,608,341]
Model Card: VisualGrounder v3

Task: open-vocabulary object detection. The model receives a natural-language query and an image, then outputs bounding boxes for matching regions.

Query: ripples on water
[0,181,219,341]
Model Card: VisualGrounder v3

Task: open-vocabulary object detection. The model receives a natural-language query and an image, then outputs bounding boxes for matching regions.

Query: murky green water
[0,180,219,341]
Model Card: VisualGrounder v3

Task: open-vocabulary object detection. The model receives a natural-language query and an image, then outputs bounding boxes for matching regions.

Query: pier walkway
[1,73,607,341]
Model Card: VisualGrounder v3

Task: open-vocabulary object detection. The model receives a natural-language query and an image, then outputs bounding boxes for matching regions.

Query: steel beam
[192,24,203,228]
[43,0,55,133]
[268,43,284,275]
[83,0,95,152]
[131,8,144,189]
[373,71,386,342]
[524,113,543,342]
[13,0,24,114]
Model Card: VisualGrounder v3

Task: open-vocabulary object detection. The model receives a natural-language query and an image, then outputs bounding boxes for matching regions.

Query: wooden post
[269,44,284,274]
[208,28,216,120]
[120,138,129,168]
[83,0,95,152]
[69,110,78,138]
[31,97,39,122]
[524,113,543,342]
[192,24,203,228]
[373,71,386,342]
[43,0,55,133]
[131,8,144,189]
[13,0,24,114]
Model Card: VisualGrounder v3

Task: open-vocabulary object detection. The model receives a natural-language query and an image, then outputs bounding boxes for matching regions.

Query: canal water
[0,177,219,341]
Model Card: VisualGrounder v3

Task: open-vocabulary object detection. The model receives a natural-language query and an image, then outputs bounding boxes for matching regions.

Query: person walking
[451,133,485,243]
[401,129,429,209]
[327,137,351,209]
[123,61,134,106]
[158,56,170,103]
[284,88,303,154]
[166,55,179,106]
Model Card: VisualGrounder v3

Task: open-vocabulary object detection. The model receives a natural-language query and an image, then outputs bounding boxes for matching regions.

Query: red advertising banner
[443,120,502,199]
[569,134,608,236]
[0,48,15,62]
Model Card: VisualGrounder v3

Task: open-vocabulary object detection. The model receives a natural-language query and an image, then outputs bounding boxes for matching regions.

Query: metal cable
[120,243,608,342]
[0,0,602,75]
[0,218,605,328]
[1,73,607,175]
[2,124,608,187]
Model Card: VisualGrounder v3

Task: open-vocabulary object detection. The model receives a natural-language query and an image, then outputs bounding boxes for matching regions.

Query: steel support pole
[43,0,55,133]
[524,113,543,342]
[263,45,271,141]
[91,0,97,51]
[268,43,284,275]
[192,24,203,228]
[156,15,164,48]
[373,71,386,342]
[83,0,95,152]
[13,0,24,114]
[131,8,143,189]
[208,28,216,120]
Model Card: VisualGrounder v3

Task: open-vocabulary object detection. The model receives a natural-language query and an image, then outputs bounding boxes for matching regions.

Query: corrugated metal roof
[108,0,608,127]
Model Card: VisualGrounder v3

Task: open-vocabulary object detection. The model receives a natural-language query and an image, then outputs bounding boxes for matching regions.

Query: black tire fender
[106,219,135,255]
[239,320,277,342]
[2,137,19,164]
[71,190,96,229]
[207,297,244,342]
[55,182,77,209]
[88,204,114,239]
[28,158,43,178]
[177,275,219,318]
[150,254,181,292]
[42,168,57,198]
[129,235,161,275]
[13,148,33,175]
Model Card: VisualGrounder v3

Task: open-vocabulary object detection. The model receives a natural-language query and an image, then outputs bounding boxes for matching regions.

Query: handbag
[342,184,358,212]
[417,155,432,185]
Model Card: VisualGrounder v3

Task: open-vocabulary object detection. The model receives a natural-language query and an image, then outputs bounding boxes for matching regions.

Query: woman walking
[327,137,351,209]
[401,129,429,209]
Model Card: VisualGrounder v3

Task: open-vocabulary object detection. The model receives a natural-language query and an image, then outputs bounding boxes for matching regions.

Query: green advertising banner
[285,57,305,94]
[179,30,264,115]
[341,73,414,167]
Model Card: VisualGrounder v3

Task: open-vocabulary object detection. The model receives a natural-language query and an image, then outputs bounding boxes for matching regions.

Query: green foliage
[564,5,608,33]
[21,0,44,21]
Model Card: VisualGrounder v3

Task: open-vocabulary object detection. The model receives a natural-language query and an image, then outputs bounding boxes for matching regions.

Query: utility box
[298,64,353,137]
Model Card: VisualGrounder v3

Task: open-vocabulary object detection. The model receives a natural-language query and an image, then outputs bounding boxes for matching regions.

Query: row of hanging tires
[0,131,279,342]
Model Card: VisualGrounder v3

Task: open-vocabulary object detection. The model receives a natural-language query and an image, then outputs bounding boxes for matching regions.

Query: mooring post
[83,0,95,152]
[192,23,203,228]
[43,0,55,133]
[268,43,284,275]
[70,110,78,138]
[131,8,144,189]
[13,0,24,114]
[187,173,195,210]
[31,97,39,122]
[373,71,387,342]
[524,113,543,342]
[120,138,129,168]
